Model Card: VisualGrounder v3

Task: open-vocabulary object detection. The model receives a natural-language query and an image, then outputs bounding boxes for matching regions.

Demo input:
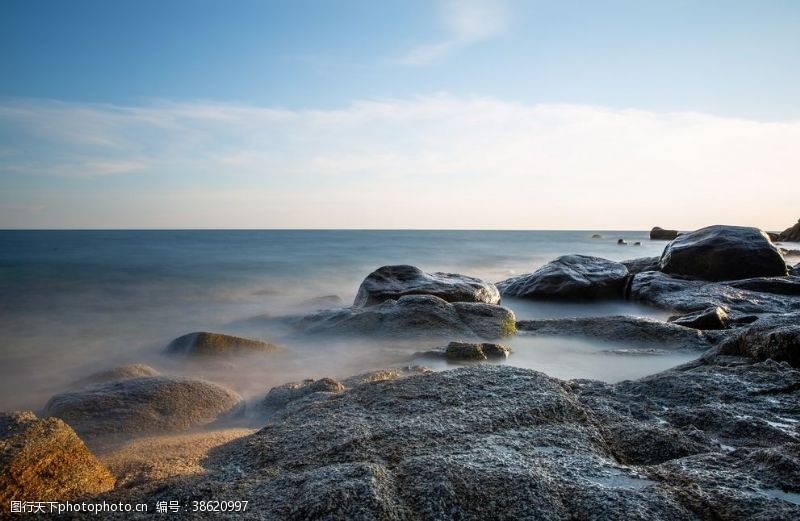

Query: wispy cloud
[399,0,510,65]
[1,95,799,229]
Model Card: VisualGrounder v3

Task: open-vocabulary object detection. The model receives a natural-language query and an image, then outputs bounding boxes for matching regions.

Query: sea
[0,230,696,411]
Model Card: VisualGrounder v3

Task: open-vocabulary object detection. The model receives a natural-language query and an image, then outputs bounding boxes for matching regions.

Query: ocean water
[0,230,694,411]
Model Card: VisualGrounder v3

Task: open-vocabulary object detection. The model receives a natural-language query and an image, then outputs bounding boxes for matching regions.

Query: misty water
[0,230,695,412]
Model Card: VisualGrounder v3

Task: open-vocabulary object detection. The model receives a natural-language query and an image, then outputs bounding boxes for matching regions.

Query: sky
[1,0,799,230]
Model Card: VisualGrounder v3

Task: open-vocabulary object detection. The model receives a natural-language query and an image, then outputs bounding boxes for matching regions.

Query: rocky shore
[2,224,800,519]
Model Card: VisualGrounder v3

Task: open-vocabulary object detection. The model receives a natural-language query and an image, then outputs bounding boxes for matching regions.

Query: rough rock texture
[726,276,800,296]
[778,219,800,242]
[659,225,787,281]
[628,271,800,315]
[668,307,730,330]
[650,227,679,240]
[340,367,433,388]
[96,363,800,520]
[497,255,629,300]
[45,376,245,440]
[0,411,115,507]
[793,263,800,277]
[166,331,279,357]
[444,341,511,361]
[517,316,715,350]
[354,265,500,308]
[621,256,660,275]
[262,378,345,415]
[717,313,800,367]
[69,364,160,389]
[295,295,516,339]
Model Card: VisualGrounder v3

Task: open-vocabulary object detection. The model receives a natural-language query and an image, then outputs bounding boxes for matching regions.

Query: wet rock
[617,239,627,245]
[497,255,629,300]
[517,315,715,350]
[0,411,115,506]
[650,227,679,240]
[621,256,660,275]
[262,378,345,415]
[628,271,800,315]
[717,313,800,367]
[659,225,787,281]
[69,364,160,389]
[45,376,245,440]
[668,307,730,330]
[726,276,800,296]
[634,241,642,246]
[295,295,516,339]
[793,263,800,276]
[445,341,512,361]
[166,331,280,357]
[778,218,800,242]
[353,265,500,308]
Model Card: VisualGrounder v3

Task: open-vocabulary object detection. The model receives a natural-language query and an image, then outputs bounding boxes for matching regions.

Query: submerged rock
[165,331,279,357]
[516,315,714,350]
[45,376,245,440]
[0,411,115,506]
[778,218,800,242]
[668,307,730,330]
[497,255,629,300]
[353,265,500,308]
[659,225,787,281]
[591,234,603,239]
[717,313,800,367]
[69,364,160,389]
[650,227,679,240]
[295,295,516,339]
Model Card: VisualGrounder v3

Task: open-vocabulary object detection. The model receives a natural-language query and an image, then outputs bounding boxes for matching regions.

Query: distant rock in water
[296,294,516,339]
[668,307,730,330]
[354,265,500,308]
[166,331,280,357]
[0,411,115,505]
[659,225,787,281]
[633,241,641,246]
[69,363,160,389]
[778,218,800,242]
[717,313,800,367]
[591,233,603,239]
[621,256,660,275]
[497,255,629,300]
[650,226,679,240]
[45,376,245,440]
[617,239,627,245]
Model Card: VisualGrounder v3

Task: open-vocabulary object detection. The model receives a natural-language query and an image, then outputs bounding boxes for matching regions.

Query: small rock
[166,331,280,357]
[634,241,642,246]
[650,227,679,240]
[0,411,115,505]
[445,341,512,361]
[617,239,628,245]
[262,378,345,414]
[591,234,603,239]
[668,307,730,330]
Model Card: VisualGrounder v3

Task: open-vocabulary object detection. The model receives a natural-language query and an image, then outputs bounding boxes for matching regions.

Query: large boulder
[659,225,787,281]
[353,265,500,308]
[0,411,115,507]
[295,295,516,339]
[166,332,279,357]
[45,376,245,440]
[778,219,800,242]
[497,255,629,300]
[717,313,800,367]
[650,227,679,240]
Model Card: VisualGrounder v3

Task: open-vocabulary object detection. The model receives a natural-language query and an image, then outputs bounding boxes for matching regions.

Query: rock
[353,265,500,308]
[633,241,642,246]
[262,378,345,415]
[778,219,800,242]
[659,225,787,281]
[617,239,627,245]
[106,364,800,519]
[621,256,660,275]
[726,276,800,296]
[445,341,512,361]
[295,295,516,339]
[497,255,629,300]
[717,313,800,367]
[668,307,730,330]
[793,263,800,276]
[628,271,800,315]
[517,316,715,350]
[166,331,279,357]
[767,231,779,242]
[69,364,160,389]
[45,376,245,440]
[591,234,603,239]
[650,227,679,240]
[0,411,115,506]
[341,367,433,388]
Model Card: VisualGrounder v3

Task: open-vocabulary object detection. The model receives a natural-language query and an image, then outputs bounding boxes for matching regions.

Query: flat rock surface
[497,255,629,300]
[45,376,245,441]
[0,411,115,508]
[354,265,500,308]
[166,332,279,357]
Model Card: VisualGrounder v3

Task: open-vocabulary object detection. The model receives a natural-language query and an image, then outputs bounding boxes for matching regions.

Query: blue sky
[1,0,799,229]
